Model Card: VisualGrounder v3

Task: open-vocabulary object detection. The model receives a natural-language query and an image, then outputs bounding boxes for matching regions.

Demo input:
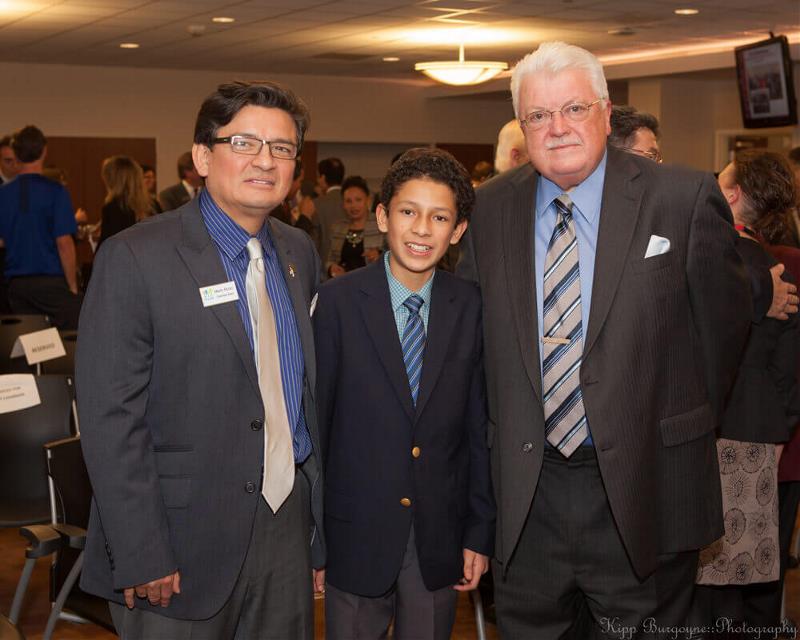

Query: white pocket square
[644,235,671,258]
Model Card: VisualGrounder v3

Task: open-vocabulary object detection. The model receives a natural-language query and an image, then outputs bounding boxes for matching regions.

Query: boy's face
[376,177,468,290]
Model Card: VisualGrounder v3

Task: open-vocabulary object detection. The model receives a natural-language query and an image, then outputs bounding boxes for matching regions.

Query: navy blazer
[314,260,495,597]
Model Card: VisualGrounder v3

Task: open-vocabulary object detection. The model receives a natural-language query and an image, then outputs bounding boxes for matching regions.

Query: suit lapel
[415,275,457,419]
[583,148,643,358]
[267,218,316,395]
[175,203,260,398]
[504,165,542,401]
[359,262,416,421]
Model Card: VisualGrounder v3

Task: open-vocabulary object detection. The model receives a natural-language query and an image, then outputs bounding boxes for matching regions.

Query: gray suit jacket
[76,200,324,619]
[158,182,192,212]
[458,147,751,579]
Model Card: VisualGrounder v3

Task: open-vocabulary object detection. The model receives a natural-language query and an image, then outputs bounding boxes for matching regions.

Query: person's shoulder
[477,163,535,200]
[435,269,481,305]
[321,262,373,295]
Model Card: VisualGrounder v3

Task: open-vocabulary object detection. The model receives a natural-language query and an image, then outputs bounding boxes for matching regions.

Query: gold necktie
[245,237,295,513]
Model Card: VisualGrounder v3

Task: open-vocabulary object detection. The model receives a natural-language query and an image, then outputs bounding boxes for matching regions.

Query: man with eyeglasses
[609,105,663,163]
[77,81,323,639]
[458,41,757,637]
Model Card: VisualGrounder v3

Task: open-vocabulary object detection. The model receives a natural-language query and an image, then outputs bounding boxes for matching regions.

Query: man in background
[158,150,203,211]
[315,156,345,265]
[0,136,19,185]
[0,125,81,328]
[494,119,529,174]
[608,105,662,163]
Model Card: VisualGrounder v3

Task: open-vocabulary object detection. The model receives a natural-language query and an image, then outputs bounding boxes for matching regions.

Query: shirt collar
[383,251,434,313]
[535,149,607,224]
[199,189,276,262]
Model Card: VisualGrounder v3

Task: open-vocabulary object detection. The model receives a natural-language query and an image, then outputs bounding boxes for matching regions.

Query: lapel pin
[288,264,296,278]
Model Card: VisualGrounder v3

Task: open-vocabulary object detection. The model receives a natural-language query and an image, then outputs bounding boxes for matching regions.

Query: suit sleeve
[747,258,773,323]
[686,173,751,422]
[462,303,496,556]
[770,293,800,439]
[76,236,177,590]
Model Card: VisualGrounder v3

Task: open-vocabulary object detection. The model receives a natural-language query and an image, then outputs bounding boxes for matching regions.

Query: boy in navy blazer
[313,148,495,639]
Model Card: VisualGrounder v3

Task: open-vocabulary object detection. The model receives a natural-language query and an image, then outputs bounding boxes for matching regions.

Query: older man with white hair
[458,41,754,637]
[494,119,528,174]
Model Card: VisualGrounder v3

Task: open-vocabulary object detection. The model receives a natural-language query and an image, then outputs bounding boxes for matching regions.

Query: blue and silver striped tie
[542,194,588,457]
[402,294,426,406]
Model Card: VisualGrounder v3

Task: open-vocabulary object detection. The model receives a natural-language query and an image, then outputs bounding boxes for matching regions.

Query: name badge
[0,374,42,414]
[199,281,239,307]
[10,327,66,365]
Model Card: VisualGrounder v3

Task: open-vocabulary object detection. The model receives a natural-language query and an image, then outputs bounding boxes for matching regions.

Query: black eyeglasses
[211,135,298,160]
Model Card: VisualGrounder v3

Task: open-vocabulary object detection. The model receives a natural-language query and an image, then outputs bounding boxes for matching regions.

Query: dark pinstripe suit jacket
[77,200,324,619]
[458,146,752,580]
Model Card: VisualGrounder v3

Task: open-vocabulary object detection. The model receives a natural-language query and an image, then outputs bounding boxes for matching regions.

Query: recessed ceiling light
[212,16,235,23]
[608,27,636,36]
[674,8,699,15]
[383,56,400,62]
[119,42,139,49]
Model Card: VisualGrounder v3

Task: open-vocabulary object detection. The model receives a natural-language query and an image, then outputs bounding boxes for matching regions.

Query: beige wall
[0,61,513,189]
[629,63,800,171]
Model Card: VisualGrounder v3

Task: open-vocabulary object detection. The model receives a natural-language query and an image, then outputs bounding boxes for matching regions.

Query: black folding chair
[0,375,75,528]
[38,331,77,376]
[43,436,114,636]
[0,316,51,375]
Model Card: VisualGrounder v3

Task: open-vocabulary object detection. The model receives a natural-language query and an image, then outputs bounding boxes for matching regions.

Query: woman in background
[98,155,151,247]
[326,175,384,278]
[694,149,800,632]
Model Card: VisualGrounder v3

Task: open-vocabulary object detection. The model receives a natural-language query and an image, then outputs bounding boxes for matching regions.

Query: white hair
[510,41,609,118]
[494,119,526,173]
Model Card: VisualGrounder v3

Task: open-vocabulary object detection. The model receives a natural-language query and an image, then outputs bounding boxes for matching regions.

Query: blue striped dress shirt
[200,190,311,462]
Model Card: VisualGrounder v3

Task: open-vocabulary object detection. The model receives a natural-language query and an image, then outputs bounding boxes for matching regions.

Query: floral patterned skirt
[696,438,779,586]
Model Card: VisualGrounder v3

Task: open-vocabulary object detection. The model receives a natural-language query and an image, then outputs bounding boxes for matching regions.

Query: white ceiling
[0,0,797,79]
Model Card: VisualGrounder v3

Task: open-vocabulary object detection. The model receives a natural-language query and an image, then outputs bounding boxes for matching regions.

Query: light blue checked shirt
[383,251,434,340]
[200,190,311,462]
[535,151,607,446]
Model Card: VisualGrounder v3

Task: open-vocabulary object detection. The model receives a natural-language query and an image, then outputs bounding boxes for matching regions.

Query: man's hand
[363,248,381,264]
[328,264,346,278]
[768,264,799,320]
[313,568,325,594]
[453,549,489,592]
[124,571,181,609]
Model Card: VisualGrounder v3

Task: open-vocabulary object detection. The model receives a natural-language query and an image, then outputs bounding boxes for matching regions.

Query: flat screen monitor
[734,35,797,129]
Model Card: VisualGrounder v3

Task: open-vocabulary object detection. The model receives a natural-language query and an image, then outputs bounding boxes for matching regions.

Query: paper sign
[199,281,239,308]
[0,374,42,414]
[10,327,66,365]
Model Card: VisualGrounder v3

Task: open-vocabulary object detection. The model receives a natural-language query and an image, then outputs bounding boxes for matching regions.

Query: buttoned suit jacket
[76,199,324,619]
[158,182,192,212]
[314,260,495,596]
[457,146,751,580]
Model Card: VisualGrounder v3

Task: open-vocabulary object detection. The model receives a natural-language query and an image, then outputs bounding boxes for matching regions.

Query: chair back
[38,331,77,376]
[0,315,51,374]
[44,436,114,632]
[0,375,74,527]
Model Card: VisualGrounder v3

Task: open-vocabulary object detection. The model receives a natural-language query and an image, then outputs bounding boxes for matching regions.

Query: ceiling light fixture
[119,42,139,49]
[212,16,235,23]
[674,8,699,15]
[415,44,507,86]
[383,56,400,62]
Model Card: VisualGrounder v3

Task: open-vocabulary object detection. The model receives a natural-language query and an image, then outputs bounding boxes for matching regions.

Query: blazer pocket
[324,489,353,522]
[631,252,674,274]
[659,403,714,447]
[158,476,191,509]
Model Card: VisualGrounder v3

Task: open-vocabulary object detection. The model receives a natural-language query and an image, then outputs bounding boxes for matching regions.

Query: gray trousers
[110,469,313,640]
[325,525,458,640]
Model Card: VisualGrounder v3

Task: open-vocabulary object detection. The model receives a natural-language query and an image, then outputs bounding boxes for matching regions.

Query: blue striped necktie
[542,194,588,457]
[402,294,426,406]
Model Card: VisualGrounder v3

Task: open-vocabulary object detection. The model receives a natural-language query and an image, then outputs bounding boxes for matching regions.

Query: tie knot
[554,194,574,221]
[246,237,264,260]
[403,294,424,316]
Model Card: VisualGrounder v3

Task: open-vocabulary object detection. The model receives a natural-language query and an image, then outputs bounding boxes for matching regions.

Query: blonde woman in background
[98,155,151,247]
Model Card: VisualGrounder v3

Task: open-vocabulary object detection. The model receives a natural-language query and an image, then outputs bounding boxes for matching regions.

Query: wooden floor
[0,527,498,639]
